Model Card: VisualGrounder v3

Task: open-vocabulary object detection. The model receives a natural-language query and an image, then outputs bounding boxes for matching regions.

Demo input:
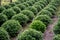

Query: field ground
[1,0,17,5]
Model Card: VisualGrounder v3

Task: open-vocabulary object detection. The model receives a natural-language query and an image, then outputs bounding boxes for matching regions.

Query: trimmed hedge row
[0,27,10,40]
[34,15,52,26]
[30,20,46,33]
[0,13,8,26]
[12,14,29,26]
[17,29,43,40]
[38,1,57,18]
[1,20,22,37]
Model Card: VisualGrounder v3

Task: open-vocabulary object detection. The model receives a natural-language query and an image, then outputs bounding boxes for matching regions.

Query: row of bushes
[0,0,42,26]
[0,0,50,26]
[0,0,51,40]
[0,0,39,13]
[17,0,52,40]
[0,0,60,40]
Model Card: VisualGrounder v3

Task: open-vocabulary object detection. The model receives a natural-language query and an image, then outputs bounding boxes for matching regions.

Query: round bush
[17,4,26,10]
[38,10,53,17]
[30,20,46,33]
[9,2,16,7]
[0,6,5,13]
[38,1,46,6]
[53,20,60,34]
[22,2,29,7]
[48,5,57,11]
[34,15,52,26]
[12,7,21,13]
[0,27,10,40]
[33,5,42,12]
[26,1,33,6]
[44,7,55,15]
[17,29,43,40]
[2,9,16,19]
[1,20,22,37]
[53,34,60,40]
[21,10,35,20]
[3,5,11,9]
[12,14,29,25]
[30,0,35,4]
[26,6,38,15]
[34,2,44,8]
[0,13,8,26]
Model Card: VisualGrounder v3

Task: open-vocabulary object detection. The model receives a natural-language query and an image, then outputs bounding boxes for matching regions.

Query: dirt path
[43,16,58,40]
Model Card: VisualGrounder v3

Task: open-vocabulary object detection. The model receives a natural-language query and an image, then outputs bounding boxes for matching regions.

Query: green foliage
[30,20,46,33]
[17,29,43,40]
[26,1,33,6]
[53,34,60,40]
[17,4,26,10]
[12,14,29,25]
[38,10,52,17]
[0,6,5,13]
[44,7,55,15]
[22,2,29,7]
[3,5,11,9]
[2,9,16,19]
[34,2,45,8]
[54,20,60,34]
[9,2,16,7]
[21,10,35,20]
[0,13,8,26]
[34,15,52,26]
[26,6,38,15]
[1,20,22,37]
[12,7,21,13]
[33,5,42,12]
[47,5,57,11]
[0,27,10,40]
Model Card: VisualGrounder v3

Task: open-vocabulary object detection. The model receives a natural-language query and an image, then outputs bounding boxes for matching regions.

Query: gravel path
[43,16,58,40]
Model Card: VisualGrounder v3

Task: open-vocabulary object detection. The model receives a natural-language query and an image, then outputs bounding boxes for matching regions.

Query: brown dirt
[43,16,58,40]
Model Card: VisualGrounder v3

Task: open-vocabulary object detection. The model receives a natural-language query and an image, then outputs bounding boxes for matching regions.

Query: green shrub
[34,2,44,8]
[38,1,46,7]
[9,2,16,7]
[53,34,60,40]
[12,7,21,13]
[22,2,29,7]
[0,27,10,40]
[17,4,26,10]
[30,0,35,4]
[34,15,52,26]
[53,20,60,34]
[21,10,35,20]
[1,20,22,37]
[38,10,52,17]
[17,29,43,40]
[26,6,38,15]
[30,20,46,33]
[0,13,8,26]
[12,14,29,25]
[48,5,57,11]
[26,1,33,6]
[44,7,55,15]
[3,5,11,9]
[33,5,42,12]
[14,1,21,4]
[0,6,5,13]
[2,9,16,19]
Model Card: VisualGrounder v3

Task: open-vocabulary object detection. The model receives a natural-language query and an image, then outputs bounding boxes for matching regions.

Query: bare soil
[43,16,58,40]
